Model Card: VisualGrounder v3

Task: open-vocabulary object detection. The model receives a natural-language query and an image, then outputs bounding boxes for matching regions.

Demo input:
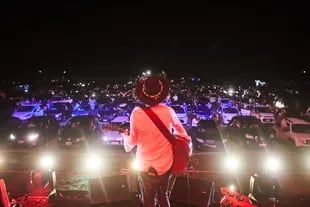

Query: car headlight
[28,133,39,141]
[83,153,103,171]
[55,113,61,118]
[9,134,16,140]
[102,136,109,142]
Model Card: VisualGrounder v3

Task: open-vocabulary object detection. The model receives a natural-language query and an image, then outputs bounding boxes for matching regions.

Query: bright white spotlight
[0,155,4,165]
[39,155,55,169]
[224,156,241,172]
[229,184,235,192]
[131,159,141,171]
[84,154,102,171]
[265,157,281,173]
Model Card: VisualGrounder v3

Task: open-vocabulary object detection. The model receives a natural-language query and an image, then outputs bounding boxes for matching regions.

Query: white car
[11,103,44,121]
[274,117,310,147]
[250,105,275,124]
[218,106,241,124]
[170,105,188,125]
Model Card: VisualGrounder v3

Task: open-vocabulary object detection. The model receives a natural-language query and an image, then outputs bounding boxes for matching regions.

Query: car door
[34,105,44,117]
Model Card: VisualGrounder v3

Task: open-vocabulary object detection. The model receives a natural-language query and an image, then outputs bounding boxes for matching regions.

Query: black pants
[139,168,172,207]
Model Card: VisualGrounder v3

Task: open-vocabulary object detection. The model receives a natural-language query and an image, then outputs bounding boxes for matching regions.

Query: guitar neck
[102,123,128,133]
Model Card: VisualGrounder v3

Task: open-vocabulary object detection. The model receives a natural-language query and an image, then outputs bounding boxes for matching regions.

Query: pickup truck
[273,117,310,147]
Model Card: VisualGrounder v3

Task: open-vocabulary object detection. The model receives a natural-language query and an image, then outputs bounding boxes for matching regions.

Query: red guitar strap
[142,107,175,145]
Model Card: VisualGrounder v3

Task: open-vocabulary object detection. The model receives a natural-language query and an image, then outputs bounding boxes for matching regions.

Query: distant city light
[228,88,234,96]
[142,70,151,76]
[275,101,285,108]
[255,80,266,86]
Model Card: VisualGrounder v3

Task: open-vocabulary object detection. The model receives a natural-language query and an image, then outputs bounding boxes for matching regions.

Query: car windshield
[49,103,63,111]
[195,107,211,114]
[172,106,185,113]
[221,99,230,104]
[223,108,239,113]
[16,106,35,112]
[255,107,272,113]
[292,124,310,133]
[77,105,90,111]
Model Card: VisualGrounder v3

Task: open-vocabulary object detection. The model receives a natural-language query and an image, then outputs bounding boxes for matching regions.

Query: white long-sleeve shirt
[123,104,191,175]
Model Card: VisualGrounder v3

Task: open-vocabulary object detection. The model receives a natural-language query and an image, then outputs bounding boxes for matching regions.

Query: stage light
[0,156,4,166]
[264,157,281,173]
[224,155,241,172]
[229,184,235,192]
[131,159,141,171]
[86,156,101,170]
[82,153,103,172]
[39,154,55,170]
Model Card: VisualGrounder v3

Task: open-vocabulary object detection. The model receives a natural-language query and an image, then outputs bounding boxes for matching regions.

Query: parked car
[273,117,310,148]
[46,102,73,122]
[58,115,101,148]
[97,104,118,123]
[192,105,212,120]
[11,103,44,120]
[190,119,224,151]
[250,105,275,125]
[72,103,94,117]
[7,116,60,147]
[0,117,22,143]
[217,106,241,124]
[224,116,275,150]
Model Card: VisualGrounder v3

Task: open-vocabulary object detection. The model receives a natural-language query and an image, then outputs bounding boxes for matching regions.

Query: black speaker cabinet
[249,173,280,201]
[88,175,131,206]
[170,176,215,207]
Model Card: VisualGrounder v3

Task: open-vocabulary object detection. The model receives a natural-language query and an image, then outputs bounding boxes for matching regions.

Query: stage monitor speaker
[88,174,131,206]
[27,169,56,197]
[249,173,280,202]
[170,176,215,207]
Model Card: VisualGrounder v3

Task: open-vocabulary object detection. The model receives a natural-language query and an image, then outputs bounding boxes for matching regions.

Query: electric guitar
[101,123,130,146]
[102,123,129,134]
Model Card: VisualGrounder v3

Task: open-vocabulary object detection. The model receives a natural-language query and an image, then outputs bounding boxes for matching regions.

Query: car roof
[111,116,129,123]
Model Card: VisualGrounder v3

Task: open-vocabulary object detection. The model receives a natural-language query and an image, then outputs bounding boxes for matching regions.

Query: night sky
[1,1,309,81]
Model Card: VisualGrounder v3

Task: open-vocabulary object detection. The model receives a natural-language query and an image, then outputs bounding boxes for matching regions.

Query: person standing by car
[123,75,191,207]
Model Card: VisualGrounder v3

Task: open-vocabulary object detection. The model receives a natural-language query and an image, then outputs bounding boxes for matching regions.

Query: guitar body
[171,136,191,175]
